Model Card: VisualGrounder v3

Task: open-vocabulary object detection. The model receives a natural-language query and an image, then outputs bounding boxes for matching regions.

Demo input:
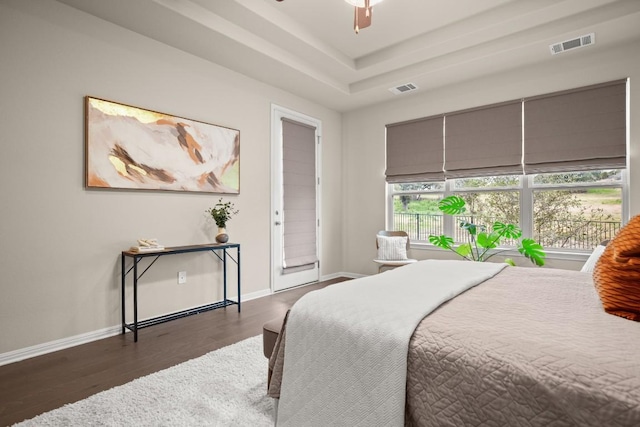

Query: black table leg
[133,256,139,342]
[237,246,241,312]
[121,254,125,334]
[223,249,227,305]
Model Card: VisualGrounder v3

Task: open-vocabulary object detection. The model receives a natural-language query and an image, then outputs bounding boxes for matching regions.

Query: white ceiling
[55,0,640,112]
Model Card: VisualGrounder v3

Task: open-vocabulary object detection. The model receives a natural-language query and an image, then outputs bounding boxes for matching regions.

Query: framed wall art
[85,96,240,194]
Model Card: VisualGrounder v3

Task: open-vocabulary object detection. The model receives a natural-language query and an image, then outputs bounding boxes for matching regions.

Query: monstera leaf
[477,232,499,249]
[493,222,522,239]
[429,235,454,250]
[460,221,485,235]
[438,196,466,215]
[455,243,472,258]
[518,238,546,266]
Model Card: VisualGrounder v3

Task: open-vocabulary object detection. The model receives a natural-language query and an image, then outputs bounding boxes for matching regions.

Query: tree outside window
[390,170,624,251]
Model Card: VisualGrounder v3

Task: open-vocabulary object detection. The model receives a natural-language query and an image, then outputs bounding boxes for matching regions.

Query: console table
[121,243,241,342]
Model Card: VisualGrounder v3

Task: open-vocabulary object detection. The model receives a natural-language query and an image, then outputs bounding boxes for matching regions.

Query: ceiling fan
[275,0,385,34]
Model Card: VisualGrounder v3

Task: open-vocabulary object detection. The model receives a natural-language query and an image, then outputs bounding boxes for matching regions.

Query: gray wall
[343,39,640,275]
[0,0,344,355]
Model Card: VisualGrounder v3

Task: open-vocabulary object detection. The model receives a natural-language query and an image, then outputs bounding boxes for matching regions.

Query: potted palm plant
[206,198,239,243]
[429,195,546,266]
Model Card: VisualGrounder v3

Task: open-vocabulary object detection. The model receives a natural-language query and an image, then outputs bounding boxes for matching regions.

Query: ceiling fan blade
[354,5,372,33]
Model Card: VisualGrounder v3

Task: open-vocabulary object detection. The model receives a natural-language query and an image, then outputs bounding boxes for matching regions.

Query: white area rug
[15,336,275,426]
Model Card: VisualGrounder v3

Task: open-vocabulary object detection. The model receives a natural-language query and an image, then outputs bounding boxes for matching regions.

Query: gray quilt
[271,267,640,426]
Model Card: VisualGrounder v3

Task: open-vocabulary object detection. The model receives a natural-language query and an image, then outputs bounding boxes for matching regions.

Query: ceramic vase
[215,227,229,243]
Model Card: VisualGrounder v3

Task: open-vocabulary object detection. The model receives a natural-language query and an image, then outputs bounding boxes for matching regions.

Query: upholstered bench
[263,316,284,358]
[263,314,286,387]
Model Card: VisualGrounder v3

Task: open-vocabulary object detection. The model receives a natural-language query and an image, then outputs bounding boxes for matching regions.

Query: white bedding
[276,260,507,426]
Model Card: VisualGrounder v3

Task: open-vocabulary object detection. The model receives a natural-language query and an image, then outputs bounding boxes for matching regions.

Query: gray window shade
[444,101,522,178]
[282,119,318,271]
[385,116,444,183]
[523,80,627,173]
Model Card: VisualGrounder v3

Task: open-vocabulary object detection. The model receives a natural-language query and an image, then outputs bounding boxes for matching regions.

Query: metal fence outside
[393,212,621,250]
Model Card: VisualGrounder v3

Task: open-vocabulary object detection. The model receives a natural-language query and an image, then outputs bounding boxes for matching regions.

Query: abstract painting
[85,97,240,193]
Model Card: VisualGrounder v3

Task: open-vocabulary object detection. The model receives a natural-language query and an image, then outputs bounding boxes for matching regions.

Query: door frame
[270,104,322,292]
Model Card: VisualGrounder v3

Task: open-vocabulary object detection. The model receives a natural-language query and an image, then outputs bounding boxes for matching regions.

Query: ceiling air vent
[550,33,595,55]
[389,83,418,95]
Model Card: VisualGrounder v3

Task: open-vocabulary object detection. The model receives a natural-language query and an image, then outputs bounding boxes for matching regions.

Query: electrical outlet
[178,271,187,284]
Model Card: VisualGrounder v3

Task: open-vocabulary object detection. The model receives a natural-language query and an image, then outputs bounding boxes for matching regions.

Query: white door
[271,105,321,292]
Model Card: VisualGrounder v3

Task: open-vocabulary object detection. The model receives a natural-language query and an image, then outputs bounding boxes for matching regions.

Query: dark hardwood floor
[0,278,349,426]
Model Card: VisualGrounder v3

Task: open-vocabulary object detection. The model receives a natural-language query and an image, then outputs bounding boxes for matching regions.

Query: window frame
[387,170,628,257]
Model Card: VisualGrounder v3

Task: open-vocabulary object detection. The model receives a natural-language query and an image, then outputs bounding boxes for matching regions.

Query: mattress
[270,266,640,426]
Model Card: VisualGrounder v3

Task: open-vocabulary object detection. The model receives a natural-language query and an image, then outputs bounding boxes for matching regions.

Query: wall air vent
[550,33,595,55]
[389,83,418,95]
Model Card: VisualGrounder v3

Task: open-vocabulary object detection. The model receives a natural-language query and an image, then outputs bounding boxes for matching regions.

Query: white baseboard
[0,276,361,367]
[0,325,123,367]
[238,288,272,301]
[0,287,274,367]
[321,271,365,280]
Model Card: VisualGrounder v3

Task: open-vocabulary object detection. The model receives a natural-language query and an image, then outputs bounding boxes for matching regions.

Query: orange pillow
[593,215,640,321]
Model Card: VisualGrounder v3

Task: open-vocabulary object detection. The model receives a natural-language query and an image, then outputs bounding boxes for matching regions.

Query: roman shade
[524,80,627,173]
[385,79,626,183]
[385,115,444,183]
[445,101,522,178]
[282,118,318,271]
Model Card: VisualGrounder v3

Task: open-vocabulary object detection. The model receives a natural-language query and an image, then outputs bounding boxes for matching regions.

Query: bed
[268,261,640,426]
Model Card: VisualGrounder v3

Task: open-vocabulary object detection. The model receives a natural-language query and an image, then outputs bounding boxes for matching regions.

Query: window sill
[410,242,590,262]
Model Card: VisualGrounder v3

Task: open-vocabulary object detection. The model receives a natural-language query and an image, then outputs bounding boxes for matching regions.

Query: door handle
[275,221,282,225]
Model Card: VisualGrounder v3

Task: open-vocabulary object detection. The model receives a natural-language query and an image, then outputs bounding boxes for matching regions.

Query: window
[453,175,521,246]
[385,80,627,253]
[389,169,625,251]
[390,183,443,241]
[531,170,624,250]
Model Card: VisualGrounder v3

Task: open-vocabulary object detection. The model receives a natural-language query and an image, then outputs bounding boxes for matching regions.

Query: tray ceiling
[55,0,640,111]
